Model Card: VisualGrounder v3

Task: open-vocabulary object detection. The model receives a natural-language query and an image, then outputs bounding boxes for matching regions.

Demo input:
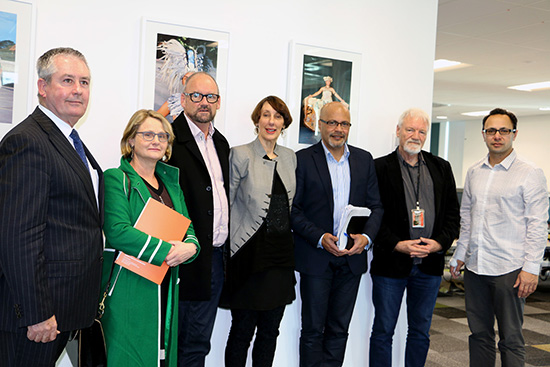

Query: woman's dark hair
[251,95,293,129]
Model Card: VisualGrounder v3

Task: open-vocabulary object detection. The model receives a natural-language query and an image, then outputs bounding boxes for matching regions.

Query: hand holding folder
[115,198,191,284]
[337,205,371,250]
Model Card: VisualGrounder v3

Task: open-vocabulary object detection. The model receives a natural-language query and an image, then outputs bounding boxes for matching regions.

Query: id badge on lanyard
[406,162,425,229]
[411,206,425,228]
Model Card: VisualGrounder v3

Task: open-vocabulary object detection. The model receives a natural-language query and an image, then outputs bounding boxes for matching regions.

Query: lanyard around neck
[405,161,421,209]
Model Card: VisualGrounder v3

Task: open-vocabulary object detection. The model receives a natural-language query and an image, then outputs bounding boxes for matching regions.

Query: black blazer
[292,142,384,276]
[371,150,460,278]
[167,113,230,301]
[0,107,104,332]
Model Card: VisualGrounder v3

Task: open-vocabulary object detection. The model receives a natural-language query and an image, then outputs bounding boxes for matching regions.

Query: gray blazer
[229,138,296,256]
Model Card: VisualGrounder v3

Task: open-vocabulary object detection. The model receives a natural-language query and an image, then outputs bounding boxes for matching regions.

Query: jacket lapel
[173,114,208,171]
[387,150,409,217]
[348,147,357,203]
[311,142,334,213]
[424,153,443,216]
[84,143,104,223]
[33,108,97,210]
[213,130,230,189]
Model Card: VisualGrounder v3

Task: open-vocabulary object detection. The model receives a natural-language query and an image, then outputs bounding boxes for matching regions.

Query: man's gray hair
[36,47,89,83]
[397,108,430,129]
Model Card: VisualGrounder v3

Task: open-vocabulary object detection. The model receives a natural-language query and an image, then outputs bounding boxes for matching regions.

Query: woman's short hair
[251,96,293,129]
[120,109,175,160]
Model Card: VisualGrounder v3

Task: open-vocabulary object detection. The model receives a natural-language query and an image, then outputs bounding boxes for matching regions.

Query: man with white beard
[369,108,460,367]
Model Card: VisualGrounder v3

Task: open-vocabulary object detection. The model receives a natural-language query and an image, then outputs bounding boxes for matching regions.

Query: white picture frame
[139,18,229,132]
[284,41,362,151]
[0,0,35,139]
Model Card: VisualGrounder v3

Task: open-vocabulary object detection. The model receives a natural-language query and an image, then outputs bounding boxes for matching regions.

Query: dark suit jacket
[167,113,230,301]
[371,149,460,278]
[0,107,104,332]
[292,142,384,276]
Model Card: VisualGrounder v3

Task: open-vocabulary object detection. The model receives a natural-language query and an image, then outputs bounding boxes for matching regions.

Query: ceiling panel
[432,0,550,122]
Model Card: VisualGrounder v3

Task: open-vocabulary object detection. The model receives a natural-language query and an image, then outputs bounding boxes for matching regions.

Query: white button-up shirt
[185,113,229,247]
[322,142,351,238]
[454,150,548,276]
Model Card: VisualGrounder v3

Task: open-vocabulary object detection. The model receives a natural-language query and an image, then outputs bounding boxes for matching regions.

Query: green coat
[101,157,199,367]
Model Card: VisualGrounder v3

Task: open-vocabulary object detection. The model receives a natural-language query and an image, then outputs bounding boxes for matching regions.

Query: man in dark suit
[292,102,383,367]
[369,108,459,367]
[166,72,230,367]
[0,47,103,366]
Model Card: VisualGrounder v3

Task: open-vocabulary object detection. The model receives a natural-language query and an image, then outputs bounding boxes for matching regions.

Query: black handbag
[78,250,119,367]
[78,318,107,367]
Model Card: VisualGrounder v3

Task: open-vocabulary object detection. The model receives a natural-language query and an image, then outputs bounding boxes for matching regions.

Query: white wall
[4,0,439,366]
[445,120,466,187]
[461,115,550,188]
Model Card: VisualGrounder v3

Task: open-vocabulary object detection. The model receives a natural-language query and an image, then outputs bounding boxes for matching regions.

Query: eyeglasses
[184,92,220,104]
[320,119,352,129]
[136,131,170,142]
[482,128,516,136]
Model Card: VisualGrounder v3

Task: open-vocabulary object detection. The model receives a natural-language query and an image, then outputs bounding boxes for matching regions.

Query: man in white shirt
[451,108,548,367]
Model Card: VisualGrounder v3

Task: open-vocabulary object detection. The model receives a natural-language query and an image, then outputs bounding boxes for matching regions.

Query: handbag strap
[98,171,131,318]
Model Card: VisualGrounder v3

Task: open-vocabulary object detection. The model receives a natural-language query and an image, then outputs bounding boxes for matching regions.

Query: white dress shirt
[454,150,548,276]
[322,142,351,238]
[185,113,229,247]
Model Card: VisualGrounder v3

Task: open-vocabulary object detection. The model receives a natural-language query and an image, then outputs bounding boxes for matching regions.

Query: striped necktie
[70,129,89,170]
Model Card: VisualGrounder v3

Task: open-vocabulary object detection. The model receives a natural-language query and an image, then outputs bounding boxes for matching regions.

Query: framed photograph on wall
[0,0,34,139]
[139,19,229,131]
[284,42,362,151]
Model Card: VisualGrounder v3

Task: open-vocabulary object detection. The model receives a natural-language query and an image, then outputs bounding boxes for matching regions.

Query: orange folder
[115,197,191,284]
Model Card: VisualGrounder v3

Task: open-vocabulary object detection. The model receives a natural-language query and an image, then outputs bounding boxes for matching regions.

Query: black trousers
[299,257,361,367]
[464,268,525,367]
[225,305,286,367]
[178,248,225,367]
[0,328,70,367]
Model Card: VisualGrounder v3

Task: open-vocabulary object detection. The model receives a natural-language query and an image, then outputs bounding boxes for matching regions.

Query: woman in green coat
[101,109,200,367]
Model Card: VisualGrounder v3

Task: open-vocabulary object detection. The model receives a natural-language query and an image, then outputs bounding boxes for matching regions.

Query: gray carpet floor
[426,278,550,366]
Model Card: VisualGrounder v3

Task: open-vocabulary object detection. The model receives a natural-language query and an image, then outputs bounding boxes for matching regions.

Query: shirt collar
[252,137,279,159]
[184,112,214,141]
[321,141,349,162]
[396,148,425,168]
[482,149,517,170]
[38,104,73,140]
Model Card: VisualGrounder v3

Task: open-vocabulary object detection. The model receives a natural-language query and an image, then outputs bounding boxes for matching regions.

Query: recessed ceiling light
[461,111,490,117]
[540,107,550,111]
[436,116,448,119]
[434,59,460,68]
[434,59,471,72]
[508,81,550,91]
